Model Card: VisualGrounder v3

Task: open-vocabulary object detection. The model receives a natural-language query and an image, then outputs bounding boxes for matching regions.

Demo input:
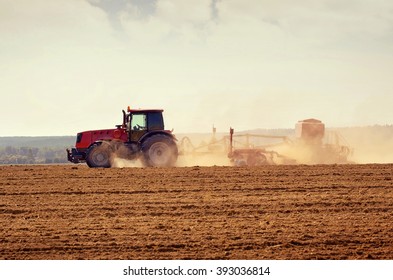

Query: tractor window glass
[131,114,146,131]
[147,112,164,130]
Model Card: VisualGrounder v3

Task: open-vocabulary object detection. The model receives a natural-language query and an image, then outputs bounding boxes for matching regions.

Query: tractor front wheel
[85,142,113,168]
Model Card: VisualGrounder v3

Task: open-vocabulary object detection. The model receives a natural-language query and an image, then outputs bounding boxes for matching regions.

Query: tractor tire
[141,134,178,167]
[85,142,113,168]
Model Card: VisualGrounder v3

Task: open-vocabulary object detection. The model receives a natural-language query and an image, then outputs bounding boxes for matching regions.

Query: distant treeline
[0,146,69,164]
[0,136,75,165]
[0,136,75,148]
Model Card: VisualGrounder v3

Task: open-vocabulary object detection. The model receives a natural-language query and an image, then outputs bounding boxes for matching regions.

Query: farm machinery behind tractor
[67,107,178,168]
[178,119,352,166]
[227,128,296,166]
[227,118,352,165]
[291,118,352,164]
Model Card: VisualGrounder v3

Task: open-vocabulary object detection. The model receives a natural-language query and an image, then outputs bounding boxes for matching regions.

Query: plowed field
[1,164,393,260]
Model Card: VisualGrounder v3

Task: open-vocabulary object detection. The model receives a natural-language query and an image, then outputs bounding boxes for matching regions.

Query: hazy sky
[1,0,393,136]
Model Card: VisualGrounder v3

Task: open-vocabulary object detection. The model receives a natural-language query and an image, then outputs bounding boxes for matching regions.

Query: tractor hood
[75,129,127,149]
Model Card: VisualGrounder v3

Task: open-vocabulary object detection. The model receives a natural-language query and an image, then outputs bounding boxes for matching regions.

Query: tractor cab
[122,107,165,142]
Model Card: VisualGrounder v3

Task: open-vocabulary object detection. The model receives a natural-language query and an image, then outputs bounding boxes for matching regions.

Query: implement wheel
[247,152,268,166]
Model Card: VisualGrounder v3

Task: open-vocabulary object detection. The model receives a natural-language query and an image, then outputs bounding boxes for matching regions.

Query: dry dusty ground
[1,164,393,260]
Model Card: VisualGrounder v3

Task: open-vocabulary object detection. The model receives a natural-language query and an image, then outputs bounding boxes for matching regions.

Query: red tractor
[67,107,178,168]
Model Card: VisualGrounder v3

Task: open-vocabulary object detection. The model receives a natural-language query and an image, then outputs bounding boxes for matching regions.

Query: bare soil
[1,164,392,260]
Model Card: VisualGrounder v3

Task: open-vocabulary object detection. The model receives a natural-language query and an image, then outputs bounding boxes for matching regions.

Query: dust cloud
[111,157,143,168]
[337,126,393,164]
[110,151,231,168]
[272,143,314,164]
[175,125,393,165]
[274,126,393,164]
[176,154,231,167]
[111,154,231,168]
[176,132,232,167]
[107,125,393,168]
[110,143,143,168]
[108,133,232,168]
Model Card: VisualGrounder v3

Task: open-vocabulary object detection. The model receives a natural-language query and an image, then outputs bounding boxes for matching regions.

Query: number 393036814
[216,266,270,276]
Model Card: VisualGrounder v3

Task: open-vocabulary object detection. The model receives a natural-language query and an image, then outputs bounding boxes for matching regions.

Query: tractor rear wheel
[85,142,112,168]
[141,134,178,167]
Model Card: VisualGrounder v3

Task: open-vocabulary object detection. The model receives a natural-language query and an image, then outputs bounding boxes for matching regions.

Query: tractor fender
[138,131,177,145]
[87,140,112,149]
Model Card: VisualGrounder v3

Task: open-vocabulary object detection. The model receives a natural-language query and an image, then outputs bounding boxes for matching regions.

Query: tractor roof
[127,107,163,113]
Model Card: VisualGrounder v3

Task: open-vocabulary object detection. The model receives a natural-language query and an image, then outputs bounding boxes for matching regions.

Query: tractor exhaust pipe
[122,110,126,128]
[229,127,234,155]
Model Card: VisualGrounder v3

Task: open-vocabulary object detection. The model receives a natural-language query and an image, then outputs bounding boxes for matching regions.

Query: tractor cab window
[147,112,164,130]
[131,114,146,131]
